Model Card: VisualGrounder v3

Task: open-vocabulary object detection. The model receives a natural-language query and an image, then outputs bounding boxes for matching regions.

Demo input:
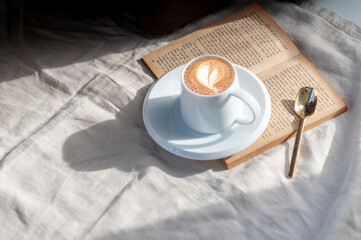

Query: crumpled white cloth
[0,1,361,239]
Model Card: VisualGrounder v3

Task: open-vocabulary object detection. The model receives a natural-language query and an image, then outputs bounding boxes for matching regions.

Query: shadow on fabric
[62,85,226,178]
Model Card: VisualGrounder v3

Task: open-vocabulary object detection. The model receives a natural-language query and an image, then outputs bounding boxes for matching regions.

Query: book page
[142,2,300,78]
[222,54,348,169]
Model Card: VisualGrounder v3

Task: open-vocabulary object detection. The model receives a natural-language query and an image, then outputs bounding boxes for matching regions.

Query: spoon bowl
[295,87,318,119]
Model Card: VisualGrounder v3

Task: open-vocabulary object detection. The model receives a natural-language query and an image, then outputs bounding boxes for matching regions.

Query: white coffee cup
[180,55,261,134]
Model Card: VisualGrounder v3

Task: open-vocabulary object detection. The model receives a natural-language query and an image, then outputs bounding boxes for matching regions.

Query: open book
[142,2,348,169]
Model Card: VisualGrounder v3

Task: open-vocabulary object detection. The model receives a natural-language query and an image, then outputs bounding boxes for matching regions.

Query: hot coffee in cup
[183,56,235,95]
[180,55,261,134]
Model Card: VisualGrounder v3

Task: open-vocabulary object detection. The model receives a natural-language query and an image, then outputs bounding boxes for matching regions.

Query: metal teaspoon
[288,87,318,178]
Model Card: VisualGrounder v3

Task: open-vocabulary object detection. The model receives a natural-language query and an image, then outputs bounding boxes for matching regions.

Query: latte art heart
[184,56,234,95]
[196,63,225,90]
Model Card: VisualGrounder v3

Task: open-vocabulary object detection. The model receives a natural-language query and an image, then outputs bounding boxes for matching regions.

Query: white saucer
[142,64,271,160]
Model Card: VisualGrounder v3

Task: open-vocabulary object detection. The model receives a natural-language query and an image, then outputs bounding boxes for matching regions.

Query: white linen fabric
[1,1,361,239]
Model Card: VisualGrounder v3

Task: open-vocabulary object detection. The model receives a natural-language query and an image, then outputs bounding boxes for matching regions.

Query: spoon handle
[288,118,306,178]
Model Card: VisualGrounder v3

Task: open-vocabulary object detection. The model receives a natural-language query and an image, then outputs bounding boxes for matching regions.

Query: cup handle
[230,88,261,125]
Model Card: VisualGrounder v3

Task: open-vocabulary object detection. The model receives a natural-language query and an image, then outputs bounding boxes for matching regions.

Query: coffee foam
[184,57,234,95]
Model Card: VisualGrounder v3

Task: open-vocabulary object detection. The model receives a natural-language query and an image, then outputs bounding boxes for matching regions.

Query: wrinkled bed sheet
[0,1,361,239]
